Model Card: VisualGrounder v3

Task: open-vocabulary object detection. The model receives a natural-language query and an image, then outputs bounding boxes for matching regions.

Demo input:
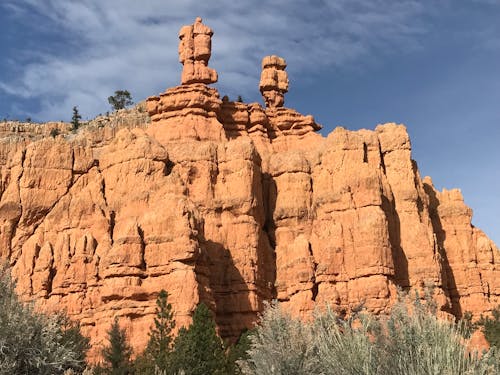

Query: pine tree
[170,303,227,375]
[136,290,176,374]
[108,90,133,111]
[71,106,81,131]
[226,329,254,374]
[101,317,132,375]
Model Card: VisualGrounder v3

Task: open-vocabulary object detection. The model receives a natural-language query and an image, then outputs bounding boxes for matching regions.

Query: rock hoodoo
[259,55,289,108]
[178,17,218,85]
[0,17,497,361]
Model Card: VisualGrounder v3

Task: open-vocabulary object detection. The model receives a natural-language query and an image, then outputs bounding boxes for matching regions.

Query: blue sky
[0,0,499,245]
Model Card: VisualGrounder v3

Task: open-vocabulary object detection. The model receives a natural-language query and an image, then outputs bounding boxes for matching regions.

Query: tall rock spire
[178,17,218,85]
[259,55,289,108]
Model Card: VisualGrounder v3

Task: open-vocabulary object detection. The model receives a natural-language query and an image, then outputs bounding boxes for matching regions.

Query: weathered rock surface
[259,55,289,108]
[178,17,218,85]
[0,19,497,361]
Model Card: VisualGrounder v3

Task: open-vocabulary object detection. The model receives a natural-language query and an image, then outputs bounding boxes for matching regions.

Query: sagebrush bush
[239,301,320,375]
[0,264,88,375]
[378,297,493,375]
[239,293,500,375]
[313,307,381,374]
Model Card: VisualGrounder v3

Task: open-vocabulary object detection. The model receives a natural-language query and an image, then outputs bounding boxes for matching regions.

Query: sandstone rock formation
[259,55,289,108]
[0,18,497,361]
[178,17,217,85]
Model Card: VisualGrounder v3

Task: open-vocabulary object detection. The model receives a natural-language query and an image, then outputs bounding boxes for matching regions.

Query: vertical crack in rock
[29,243,41,294]
[379,143,387,175]
[10,148,27,252]
[309,242,319,302]
[262,172,277,249]
[109,210,115,246]
[137,224,147,272]
[99,175,114,245]
[422,181,461,316]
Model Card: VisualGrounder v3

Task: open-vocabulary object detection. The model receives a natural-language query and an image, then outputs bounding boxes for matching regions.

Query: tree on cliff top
[108,90,133,111]
[71,106,81,131]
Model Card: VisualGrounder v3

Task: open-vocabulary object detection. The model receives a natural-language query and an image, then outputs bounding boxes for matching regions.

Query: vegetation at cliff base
[239,295,500,375]
[96,317,133,375]
[2,267,498,375]
[477,305,500,348]
[169,303,227,375]
[0,264,89,375]
[134,290,176,374]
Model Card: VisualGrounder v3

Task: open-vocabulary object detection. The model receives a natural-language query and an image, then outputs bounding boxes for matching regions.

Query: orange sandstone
[0,18,497,360]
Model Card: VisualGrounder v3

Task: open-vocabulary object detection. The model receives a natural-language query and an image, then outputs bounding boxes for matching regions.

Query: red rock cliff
[0,18,497,359]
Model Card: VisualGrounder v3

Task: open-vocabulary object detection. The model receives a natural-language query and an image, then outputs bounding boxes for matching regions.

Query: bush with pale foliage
[240,294,500,375]
[0,264,88,375]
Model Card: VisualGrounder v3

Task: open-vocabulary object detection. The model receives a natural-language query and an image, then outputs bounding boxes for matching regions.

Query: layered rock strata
[0,18,497,360]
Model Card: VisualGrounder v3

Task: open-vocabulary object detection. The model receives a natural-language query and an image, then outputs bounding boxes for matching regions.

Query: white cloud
[1,0,429,121]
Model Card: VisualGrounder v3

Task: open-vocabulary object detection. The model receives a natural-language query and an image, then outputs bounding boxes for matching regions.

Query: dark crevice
[99,175,115,246]
[308,175,314,220]
[262,172,277,249]
[363,142,368,163]
[163,160,175,176]
[423,181,462,317]
[137,225,146,271]
[378,144,386,174]
[109,211,115,246]
[308,242,319,302]
[381,194,409,289]
[9,149,27,251]
[45,263,56,297]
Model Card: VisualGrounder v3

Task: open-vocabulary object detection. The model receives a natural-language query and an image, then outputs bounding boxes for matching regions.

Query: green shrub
[0,264,89,375]
[108,90,133,111]
[226,329,254,374]
[135,290,176,374]
[239,301,319,375]
[98,317,133,375]
[313,307,381,374]
[50,128,61,138]
[170,303,227,375]
[477,305,500,348]
[239,293,500,375]
[379,296,488,375]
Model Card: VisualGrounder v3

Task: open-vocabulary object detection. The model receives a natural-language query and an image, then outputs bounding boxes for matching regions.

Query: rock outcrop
[0,18,497,360]
[178,17,218,85]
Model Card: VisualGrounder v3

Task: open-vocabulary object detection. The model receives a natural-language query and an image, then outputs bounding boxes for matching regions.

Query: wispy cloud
[1,0,429,121]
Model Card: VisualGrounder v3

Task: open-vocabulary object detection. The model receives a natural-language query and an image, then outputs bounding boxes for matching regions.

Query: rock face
[0,18,498,361]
